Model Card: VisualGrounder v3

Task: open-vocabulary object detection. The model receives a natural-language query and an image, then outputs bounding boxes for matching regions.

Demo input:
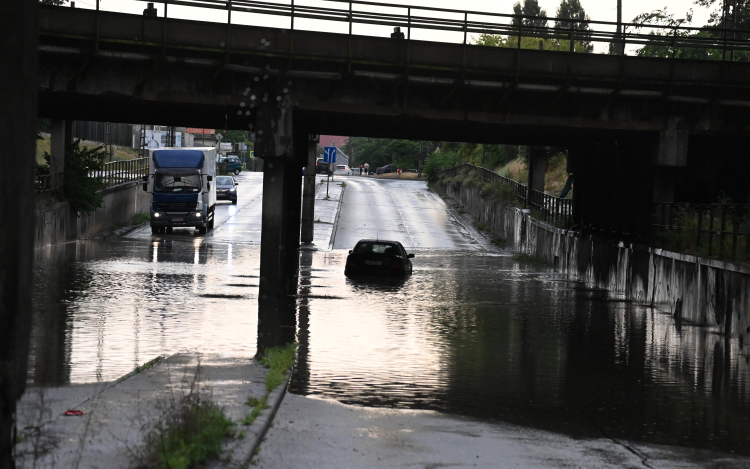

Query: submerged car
[215,175,238,204]
[345,239,414,276]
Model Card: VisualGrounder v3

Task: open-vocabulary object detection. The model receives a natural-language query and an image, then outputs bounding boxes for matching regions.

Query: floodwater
[28,176,750,456]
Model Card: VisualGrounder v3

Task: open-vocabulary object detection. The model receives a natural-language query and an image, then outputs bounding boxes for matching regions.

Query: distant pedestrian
[364,163,369,175]
[359,164,363,175]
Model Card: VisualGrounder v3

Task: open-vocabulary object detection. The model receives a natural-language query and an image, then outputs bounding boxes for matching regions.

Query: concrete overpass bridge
[36,0,750,349]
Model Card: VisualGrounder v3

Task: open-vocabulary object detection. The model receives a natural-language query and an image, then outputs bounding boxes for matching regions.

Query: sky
[69,0,718,53]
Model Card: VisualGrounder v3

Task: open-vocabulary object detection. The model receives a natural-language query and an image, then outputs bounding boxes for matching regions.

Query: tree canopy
[512,0,548,35]
[630,4,750,61]
[554,0,593,53]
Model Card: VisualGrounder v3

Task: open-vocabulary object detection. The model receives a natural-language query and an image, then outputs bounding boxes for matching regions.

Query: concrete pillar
[653,118,688,205]
[526,146,549,209]
[1,0,37,466]
[301,135,319,245]
[50,119,72,190]
[255,97,298,354]
[283,130,305,294]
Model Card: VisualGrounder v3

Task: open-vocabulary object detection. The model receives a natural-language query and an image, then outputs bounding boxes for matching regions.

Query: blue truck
[143,147,217,235]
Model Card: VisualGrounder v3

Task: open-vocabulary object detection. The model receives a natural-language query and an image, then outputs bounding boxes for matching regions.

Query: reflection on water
[30,242,750,455]
[289,251,750,456]
[29,239,259,385]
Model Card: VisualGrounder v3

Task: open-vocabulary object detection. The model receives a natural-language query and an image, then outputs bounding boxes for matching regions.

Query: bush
[44,139,107,214]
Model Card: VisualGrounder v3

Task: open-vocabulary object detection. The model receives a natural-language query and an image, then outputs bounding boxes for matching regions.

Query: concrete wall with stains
[442,181,750,353]
[35,181,150,247]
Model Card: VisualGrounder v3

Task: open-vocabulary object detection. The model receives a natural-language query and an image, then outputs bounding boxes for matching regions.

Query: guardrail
[440,164,573,229]
[653,203,750,262]
[35,174,51,193]
[93,158,149,189]
[528,188,573,229]
[75,0,750,60]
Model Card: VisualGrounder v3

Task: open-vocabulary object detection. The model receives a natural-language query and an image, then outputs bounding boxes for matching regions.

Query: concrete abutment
[439,177,750,357]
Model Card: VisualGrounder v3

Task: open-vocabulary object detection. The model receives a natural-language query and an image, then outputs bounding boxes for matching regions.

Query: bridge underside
[36,5,750,350]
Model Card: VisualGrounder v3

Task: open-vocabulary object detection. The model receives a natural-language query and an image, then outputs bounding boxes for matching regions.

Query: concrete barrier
[35,181,150,247]
[441,180,750,350]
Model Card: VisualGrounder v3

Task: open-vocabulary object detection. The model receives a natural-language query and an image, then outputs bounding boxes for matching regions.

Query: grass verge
[260,343,297,392]
[134,213,150,224]
[512,252,548,266]
[139,362,235,469]
[241,343,297,428]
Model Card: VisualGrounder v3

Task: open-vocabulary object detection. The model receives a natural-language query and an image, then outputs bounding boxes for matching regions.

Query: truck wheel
[151,226,160,235]
[231,199,237,205]
[198,224,207,234]
[233,169,240,175]
[166,227,173,234]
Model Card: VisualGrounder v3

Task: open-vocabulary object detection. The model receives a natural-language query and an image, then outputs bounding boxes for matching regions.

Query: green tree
[39,0,69,5]
[341,137,421,170]
[44,140,107,214]
[512,0,548,35]
[554,0,593,52]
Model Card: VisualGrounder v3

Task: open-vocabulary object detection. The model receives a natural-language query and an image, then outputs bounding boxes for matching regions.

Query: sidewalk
[16,354,289,469]
[308,175,346,251]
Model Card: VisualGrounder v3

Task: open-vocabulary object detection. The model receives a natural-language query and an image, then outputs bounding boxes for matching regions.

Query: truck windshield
[154,174,201,193]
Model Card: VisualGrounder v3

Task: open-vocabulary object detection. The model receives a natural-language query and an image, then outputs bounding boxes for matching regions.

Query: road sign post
[323,146,337,196]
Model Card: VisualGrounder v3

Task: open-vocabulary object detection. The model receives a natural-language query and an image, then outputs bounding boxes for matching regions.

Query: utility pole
[615,0,624,55]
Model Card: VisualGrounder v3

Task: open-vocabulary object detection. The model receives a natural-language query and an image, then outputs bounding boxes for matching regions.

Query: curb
[328,184,346,250]
[221,369,292,469]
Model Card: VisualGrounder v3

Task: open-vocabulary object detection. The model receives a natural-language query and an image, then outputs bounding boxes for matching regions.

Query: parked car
[345,239,414,276]
[334,164,353,175]
[376,164,394,175]
[315,158,334,175]
[218,156,242,175]
[215,175,238,204]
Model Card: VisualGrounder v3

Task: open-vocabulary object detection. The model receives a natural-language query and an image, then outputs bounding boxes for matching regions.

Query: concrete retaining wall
[442,181,750,348]
[35,181,150,247]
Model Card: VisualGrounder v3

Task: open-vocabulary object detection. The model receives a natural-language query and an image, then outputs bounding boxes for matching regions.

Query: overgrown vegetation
[492,237,507,248]
[260,343,297,392]
[139,364,235,469]
[654,198,749,261]
[512,252,548,266]
[473,221,489,232]
[134,213,151,225]
[242,396,269,426]
[240,343,297,429]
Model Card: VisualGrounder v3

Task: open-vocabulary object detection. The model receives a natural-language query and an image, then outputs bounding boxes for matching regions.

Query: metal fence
[91,0,750,61]
[92,158,149,190]
[528,188,573,229]
[653,203,750,262]
[440,164,573,229]
[35,175,51,193]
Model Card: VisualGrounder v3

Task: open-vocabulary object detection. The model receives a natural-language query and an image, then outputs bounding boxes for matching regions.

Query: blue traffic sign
[323,146,337,163]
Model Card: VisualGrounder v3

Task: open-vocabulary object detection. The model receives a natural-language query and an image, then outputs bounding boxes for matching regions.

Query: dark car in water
[215,176,238,204]
[345,239,414,276]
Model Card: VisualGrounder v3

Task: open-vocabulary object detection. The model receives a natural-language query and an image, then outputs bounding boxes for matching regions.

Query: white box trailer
[143,147,217,234]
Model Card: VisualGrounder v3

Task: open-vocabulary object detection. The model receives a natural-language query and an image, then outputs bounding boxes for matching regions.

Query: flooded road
[29,175,750,456]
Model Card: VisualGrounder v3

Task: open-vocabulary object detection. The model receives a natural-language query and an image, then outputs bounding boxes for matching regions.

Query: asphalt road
[333,176,487,251]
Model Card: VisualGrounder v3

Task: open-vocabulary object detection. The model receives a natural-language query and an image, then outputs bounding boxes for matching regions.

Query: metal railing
[528,188,573,229]
[440,164,573,229]
[35,174,51,192]
[653,202,750,262]
[83,0,750,60]
[92,158,149,189]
